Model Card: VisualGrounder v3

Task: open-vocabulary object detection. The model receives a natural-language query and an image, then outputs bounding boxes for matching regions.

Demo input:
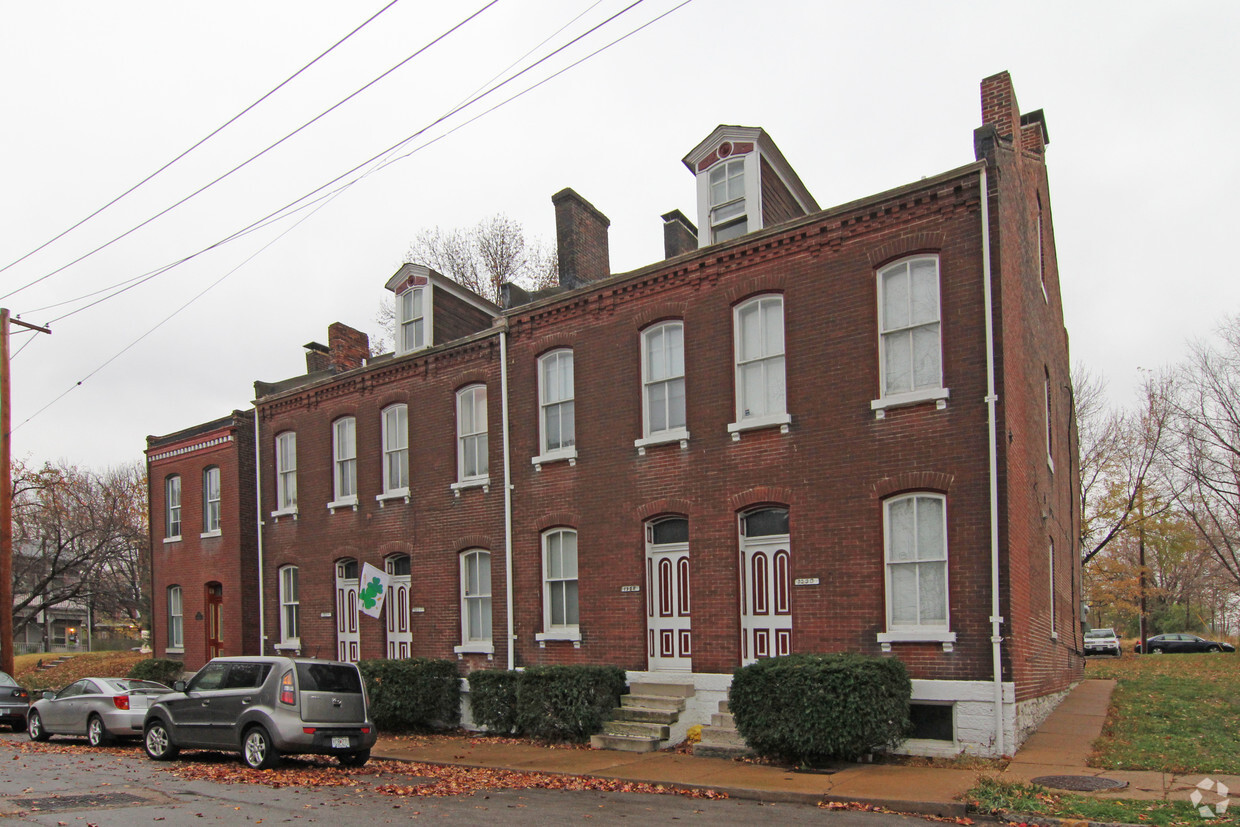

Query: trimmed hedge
[729,653,912,765]
[358,658,461,732]
[469,665,627,742]
[126,658,186,686]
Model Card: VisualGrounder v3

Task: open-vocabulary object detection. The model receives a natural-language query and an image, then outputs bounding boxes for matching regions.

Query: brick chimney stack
[553,188,610,290]
[980,71,1021,140]
[661,210,697,260]
[327,322,369,373]
[304,342,330,373]
[976,71,1049,161]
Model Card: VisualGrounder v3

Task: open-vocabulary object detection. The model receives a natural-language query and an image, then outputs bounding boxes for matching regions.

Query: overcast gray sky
[3,1,1237,469]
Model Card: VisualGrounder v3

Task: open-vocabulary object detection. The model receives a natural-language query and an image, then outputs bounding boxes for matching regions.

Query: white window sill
[871,387,951,418]
[634,428,690,455]
[200,529,222,539]
[327,497,358,513]
[270,507,298,523]
[532,449,577,471]
[451,477,491,497]
[877,630,956,652]
[376,488,410,506]
[454,643,495,657]
[163,536,182,545]
[535,629,582,648]
[165,648,184,655]
[728,413,791,440]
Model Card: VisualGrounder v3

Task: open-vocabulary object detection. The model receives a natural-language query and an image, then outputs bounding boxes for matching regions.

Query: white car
[1084,628,1121,657]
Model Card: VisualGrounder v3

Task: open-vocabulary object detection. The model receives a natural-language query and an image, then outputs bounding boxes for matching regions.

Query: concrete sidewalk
[371,679,1238,820]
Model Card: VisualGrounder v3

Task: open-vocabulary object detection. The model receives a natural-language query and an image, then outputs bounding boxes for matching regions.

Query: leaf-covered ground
[13,651,150,691]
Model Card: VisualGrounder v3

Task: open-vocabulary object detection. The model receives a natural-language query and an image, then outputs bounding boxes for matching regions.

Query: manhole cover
[8,791,149,812]
[1031,775,1128,792]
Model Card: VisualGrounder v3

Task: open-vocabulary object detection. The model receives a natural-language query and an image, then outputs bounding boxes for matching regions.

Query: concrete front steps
[692,699,754,758]
[590,682,695,753]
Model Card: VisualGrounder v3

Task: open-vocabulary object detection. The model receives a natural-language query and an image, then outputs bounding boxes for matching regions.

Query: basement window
[908,703,954,742]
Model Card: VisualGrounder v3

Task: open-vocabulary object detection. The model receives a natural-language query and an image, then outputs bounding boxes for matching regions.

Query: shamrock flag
[357,562,391,619]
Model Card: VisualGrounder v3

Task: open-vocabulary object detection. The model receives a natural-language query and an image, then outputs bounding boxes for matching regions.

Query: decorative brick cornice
[728,487,793,512]
[867,232,946,269]
[535,511,580,531]
[147,434,234,463]
[872,471,954,499]
[634,498,693,521]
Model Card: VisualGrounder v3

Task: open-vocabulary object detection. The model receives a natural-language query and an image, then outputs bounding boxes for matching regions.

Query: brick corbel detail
[635,302,688,330]
[728,487,794,512]
[868,232,946,269]
[725,273,788,306]
[535,511,581,532]
[872,471,954,499]
[452,535,495,553]
[634,498,693,521]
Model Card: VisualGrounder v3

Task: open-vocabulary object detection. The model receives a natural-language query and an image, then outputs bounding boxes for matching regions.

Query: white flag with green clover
[358,562,391,619]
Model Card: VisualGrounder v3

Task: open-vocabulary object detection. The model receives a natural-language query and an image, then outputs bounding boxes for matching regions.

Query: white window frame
[872,255,949,414]
[278,565,300,647]
[453,385,489,490]
[378,404,410,501]
[635,321,690,451]
[454,549,494,654]
[397,285,430,355]
[536,529,581,643]
[1045,367,1055,473]
[167,585,183,652]
[329,416,357,510]
[273,431,297,517]
[709,159,748,243]
[164,476,181,542]
[533,349,576,467]
[729,294,791,436]
[877,493,955,648]
[202,466,221,536]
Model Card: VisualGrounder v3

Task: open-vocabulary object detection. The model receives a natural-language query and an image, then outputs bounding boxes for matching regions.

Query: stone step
[718,700,731,714]
[710,711,736,728]
[602,720,670,740]
[590,733,661,753]
[621,694,685,712]
[628,682,695,698]
[692,741,755,759]
[698,727,748,749]
[611,706,678,725]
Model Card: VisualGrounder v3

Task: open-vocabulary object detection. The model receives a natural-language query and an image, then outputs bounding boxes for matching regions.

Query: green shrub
[513,664,627,742]
[729,653,912,765]
[358,658,461,732]
[468,670,521,734]
[126,658,186,686]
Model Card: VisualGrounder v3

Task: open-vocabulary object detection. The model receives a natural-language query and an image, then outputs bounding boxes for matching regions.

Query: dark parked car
[1135,633,1236,654]
[142,656,376,769]
[0,671,30,732]
[27,677,171,745]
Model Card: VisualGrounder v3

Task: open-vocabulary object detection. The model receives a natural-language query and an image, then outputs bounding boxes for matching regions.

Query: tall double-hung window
[398,286,427,354]
[167,586,183,650]
[332,417,357,505]
[639,322,686,444]
[538,350,575,460]
[884,493,949,632]
[165,476,181,540]
[541,529,579,637]
[877,256,944,404]
[381,404,409,495]
[457,549,492,652]
[279,565,300,645]
[202,466,221,534]
[732,295,787,431]
[456,386,488,484]
[709,159,747,242]
[275,431,297,514]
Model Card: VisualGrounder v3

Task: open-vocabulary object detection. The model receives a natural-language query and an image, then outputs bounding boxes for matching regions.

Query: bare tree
[405,214,558,305]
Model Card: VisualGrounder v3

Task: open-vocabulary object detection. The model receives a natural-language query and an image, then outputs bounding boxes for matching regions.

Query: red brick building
[146,410,257,671]
[151,72,1081,756]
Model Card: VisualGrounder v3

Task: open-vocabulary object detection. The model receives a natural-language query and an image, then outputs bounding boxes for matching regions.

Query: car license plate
[332,736,350,749]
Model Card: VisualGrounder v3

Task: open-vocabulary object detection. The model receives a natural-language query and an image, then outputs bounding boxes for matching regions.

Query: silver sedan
[28,677,172,746]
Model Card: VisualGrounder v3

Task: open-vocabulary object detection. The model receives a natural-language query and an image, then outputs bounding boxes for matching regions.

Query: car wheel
[27,711,49,742]
[144,720,180,761]
[1208,645,1221,653]
[87,715,113,747]
[242,726,280,770]
[1151,647,1164,654]
[338,749,370,768]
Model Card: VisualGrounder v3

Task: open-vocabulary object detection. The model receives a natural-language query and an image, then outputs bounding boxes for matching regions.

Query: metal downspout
[254,410,266,653]
[499,325,515,671]
[981,165,1006,755]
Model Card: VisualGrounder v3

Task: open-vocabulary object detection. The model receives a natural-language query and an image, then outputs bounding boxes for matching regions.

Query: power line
[0,0,403,282]
[0,0,499,304]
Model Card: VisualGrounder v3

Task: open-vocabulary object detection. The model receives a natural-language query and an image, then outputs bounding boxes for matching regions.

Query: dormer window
[710,159,747,242]
[398,286,427,354]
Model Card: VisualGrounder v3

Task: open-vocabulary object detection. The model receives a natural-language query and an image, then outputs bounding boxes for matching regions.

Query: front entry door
[645,518,691,671]
[205,583,223,659]
[386,555,412,659]
[335,559,360,662]
[739,509,792,666]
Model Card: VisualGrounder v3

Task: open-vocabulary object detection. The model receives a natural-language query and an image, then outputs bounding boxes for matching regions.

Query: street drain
[8,791,149,812]
[1031,775,1128,792]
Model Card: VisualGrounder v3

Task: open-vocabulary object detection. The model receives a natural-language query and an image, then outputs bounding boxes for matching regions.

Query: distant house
[148,72,1081,757]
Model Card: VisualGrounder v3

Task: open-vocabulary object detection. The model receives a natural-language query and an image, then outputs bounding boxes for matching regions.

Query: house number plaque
[620,585,640,593]
[794,577,820,586]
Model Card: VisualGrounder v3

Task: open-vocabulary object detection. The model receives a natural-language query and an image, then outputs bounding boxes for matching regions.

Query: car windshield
[0,672,18,687]
[101,679,171,693]
[1085,629,1114,638]
[296,663,363,693]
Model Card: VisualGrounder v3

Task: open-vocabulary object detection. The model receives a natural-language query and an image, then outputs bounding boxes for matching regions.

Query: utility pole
[1,308,51,676]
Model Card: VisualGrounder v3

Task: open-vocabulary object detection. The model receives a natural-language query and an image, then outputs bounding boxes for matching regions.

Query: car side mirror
[42,690,56,700]
[173,680,188,692]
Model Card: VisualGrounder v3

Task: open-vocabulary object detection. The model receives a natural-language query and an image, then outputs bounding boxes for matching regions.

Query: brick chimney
[304,341,330,373]
[553,188,610,290]
[980,71,1021,140]
[327,322,369,372]
[661,210,697,260]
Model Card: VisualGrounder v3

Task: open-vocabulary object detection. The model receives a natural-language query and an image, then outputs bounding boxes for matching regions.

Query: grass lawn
[965,650,1240,825]
[12,650,152,691]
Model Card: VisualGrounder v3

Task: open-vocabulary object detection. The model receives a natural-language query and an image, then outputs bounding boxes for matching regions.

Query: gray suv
[142,656,376,769]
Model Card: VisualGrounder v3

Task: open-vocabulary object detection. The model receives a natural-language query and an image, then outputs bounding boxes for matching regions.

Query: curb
[996,813,1146,827]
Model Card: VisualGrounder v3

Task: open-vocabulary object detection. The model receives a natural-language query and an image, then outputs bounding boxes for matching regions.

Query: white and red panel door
[646,517,691,671]
[335,559,360,662]
[385,554,412,659]
[739,508,792,665]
